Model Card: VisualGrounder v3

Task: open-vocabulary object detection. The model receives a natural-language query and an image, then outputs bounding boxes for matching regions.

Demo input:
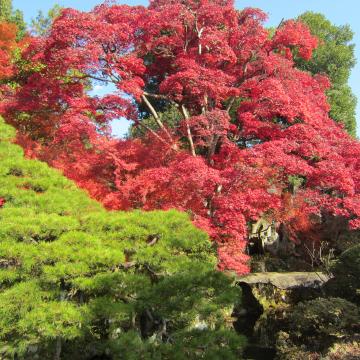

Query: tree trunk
[54,337,62,360]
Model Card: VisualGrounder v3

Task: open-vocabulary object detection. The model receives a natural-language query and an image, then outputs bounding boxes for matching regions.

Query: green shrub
[332,244,360,279]
[0,118,245,359]
[276,297,360,359]
[326,245,360,304]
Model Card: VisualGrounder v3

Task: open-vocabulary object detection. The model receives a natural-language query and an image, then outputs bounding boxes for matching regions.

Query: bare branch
[207,134,220,161]
[143,92,170,100]
[194,13,204,55]
[277,18,285,30]
[141,94,174,143]
[226,97,236,113]
[181,105,196,156]
[141,94,161,122]
[76,74,114,84]
[143,92,180,111]
[134,120,169,145]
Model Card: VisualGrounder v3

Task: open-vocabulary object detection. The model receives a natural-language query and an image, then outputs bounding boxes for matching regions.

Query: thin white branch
[141,94,173,142]
[181,105,196,156]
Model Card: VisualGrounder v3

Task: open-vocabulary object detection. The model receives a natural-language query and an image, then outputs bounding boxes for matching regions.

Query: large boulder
[234,272,332,356]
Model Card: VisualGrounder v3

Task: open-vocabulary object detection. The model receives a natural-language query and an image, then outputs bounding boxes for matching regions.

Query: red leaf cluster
[2,0,360,274]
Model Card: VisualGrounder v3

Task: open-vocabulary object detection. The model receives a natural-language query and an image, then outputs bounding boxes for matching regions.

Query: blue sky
[13,0,360,137]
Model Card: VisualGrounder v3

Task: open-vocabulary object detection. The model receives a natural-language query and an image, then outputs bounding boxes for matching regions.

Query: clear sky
[13,0,360,137]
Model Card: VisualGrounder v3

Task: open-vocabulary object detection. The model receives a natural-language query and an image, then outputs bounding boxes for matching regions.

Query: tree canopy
[295,12,357,136]
[30,5,63,36]
[0,0,12,20]
[1,0,360,275]
[0,21,17,80]
[0,1,360,358]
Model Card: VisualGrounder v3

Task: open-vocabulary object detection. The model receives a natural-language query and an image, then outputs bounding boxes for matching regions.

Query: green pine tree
[0,117,245,359]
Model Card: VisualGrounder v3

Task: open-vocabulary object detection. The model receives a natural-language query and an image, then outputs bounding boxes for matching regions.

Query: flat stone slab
[237,272,331,290]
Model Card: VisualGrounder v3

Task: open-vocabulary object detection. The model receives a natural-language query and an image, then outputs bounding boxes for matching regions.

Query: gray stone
[237,271,331,290]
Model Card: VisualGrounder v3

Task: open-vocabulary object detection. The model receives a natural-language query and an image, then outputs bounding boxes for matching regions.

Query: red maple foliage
[2,0,360,274]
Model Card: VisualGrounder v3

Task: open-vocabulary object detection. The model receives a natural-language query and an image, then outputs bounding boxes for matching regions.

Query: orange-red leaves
[0,22,17,79]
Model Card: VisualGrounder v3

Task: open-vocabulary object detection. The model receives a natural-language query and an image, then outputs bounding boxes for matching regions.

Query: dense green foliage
[325,244,360,305]
[333,244,360,279]
[0,0,11,20]
[276,298,360,360]
[296,12,357,136]
[0,117,245,359]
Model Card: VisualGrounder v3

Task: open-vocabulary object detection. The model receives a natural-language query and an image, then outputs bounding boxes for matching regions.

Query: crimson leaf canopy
[2,0,360,274]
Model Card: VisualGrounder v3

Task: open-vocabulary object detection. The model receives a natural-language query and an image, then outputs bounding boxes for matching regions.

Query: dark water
[234,282,277,360]
[243,346,276,360]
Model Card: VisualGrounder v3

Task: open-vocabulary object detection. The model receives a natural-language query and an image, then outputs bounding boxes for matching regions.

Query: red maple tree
[2,0,360,273]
